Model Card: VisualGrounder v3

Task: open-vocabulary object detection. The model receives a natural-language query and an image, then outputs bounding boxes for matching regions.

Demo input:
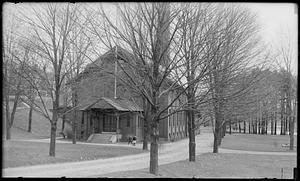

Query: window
[179,112,182,126]
[138,116,141,128]
[81,112,84,124]
[127,115,130,127]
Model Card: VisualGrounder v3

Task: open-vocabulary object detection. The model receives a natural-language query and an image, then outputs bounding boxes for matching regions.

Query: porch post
[135,113,139,138]
[116,112,120,142]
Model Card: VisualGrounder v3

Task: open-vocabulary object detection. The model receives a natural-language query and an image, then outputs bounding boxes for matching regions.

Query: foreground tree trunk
[188,108,196,161]
[149,114,159,175]
[289,116,295,150]
[213,110,221,153]
[72,110,77,144]
[28,103,33,132]
[213,129,219,153]
[49,122,57,156]
[49,110,58,157]
[49,93,59,157]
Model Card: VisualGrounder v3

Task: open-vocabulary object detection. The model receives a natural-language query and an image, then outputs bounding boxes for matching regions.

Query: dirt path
[3,132,214,177]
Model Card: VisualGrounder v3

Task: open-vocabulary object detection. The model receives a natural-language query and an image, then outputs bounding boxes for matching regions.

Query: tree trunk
[72,110,77,144]
[239,121,241,133]
[5,95,11,140]
[285,114,288,135]
[252,119,254,134]
[4,65,11,140]
[49,97,59,156]
[10,94,20,127]
[218,128,222,146]
[188,109,196,161]
[213,112,221,153]
[6,108,11,140]
[253,118,257,134]
[235,119,238,133]
[274,112,277,135]
[49,120,57,157]
[289,116,294,150]
[271,113,273,135]
[280,93,284,135]
[229,119,232,134]
[149,115,159,175]
[213,131,219,153]
[262,117,265,134]
[187,89,196,162]
[244,120,246,134]
[265,114,268,135]
[288,115,290,135]
[249,119,251,134]
[258,119,261,134]
[256,118,258,134]
[222,123,226,138]
[280,113,283,135]
[28,103,33,132]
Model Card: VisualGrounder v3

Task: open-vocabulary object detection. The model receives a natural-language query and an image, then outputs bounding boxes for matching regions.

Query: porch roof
[78,97,143,112]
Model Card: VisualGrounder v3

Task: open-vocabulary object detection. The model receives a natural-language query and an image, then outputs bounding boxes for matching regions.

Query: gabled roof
[78,97,143,112]
[66,46,133,86]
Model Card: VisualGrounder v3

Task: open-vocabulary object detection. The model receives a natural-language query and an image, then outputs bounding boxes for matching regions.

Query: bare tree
[62,11,93,144]
[2,12,25,140]
[12,39,38,133]
[17,3,86,156]
[172,3,216,161]
[86,3,200,175]
[274,29,297,150]
[204,4,264,153]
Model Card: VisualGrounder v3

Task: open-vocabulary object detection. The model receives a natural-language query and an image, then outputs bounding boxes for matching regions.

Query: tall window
[127,115,130,127]
[138,116,141,128]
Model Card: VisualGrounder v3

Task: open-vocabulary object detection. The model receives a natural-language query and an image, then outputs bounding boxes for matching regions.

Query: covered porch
[78,97,143,142]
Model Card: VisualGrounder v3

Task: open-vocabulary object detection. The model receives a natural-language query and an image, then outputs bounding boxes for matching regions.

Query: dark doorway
[103,114,117,132]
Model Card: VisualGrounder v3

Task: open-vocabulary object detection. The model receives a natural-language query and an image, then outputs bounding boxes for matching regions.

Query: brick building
[65,46,191,143]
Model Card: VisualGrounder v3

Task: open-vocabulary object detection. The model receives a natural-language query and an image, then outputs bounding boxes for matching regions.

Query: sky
[244,3,298,75]
[245,3,297,44]
[3,2,298,74]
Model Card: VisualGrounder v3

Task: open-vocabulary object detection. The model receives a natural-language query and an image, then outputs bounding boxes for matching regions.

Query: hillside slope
[3,101,62,140]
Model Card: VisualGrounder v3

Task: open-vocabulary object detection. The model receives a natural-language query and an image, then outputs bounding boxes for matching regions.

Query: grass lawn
[3,140,146,168]
[99,153,297,178]
[220,133,297,152]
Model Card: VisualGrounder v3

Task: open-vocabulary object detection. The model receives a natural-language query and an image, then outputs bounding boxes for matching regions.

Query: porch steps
[87,133,116,144]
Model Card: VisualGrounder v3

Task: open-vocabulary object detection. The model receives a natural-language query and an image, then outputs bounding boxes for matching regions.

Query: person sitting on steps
[132,136,137,146]
[128,136,133,145]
